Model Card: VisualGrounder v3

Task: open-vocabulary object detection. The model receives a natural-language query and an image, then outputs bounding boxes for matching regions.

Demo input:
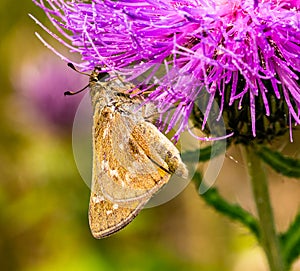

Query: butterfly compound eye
[97,72,110,82]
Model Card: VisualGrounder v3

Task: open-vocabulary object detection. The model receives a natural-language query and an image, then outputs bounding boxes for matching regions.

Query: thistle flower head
[14,53,86,132]
[32,0,300,143]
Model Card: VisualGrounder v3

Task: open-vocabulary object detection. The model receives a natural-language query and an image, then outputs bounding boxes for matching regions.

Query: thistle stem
[242,146,285,271]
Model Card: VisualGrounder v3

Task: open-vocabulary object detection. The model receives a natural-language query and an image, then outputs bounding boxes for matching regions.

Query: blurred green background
[1,1,299,271]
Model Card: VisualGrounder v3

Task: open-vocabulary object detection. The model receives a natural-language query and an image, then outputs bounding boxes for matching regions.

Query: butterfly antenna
[64,63,90,96]
[67,63,90,76]
[64,84,89,96]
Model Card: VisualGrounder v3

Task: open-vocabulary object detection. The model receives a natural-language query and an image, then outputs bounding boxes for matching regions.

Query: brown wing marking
[89,190,148,239]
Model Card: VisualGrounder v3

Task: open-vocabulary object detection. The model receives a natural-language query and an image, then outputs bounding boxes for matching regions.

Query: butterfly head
[89,69,110,85]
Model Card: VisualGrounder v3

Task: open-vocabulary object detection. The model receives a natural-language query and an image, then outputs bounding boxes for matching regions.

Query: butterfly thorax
[89,73,156,123]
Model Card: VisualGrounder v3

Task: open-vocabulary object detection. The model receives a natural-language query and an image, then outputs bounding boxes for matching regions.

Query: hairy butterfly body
[88,70,188,238]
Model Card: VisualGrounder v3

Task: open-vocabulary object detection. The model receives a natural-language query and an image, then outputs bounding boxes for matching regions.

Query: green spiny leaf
[183,140,227,162]
[256,146,300,178]
[193,171,260,239]
[280,213,300,268]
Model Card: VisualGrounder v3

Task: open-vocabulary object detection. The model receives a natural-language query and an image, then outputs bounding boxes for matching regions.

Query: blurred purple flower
[32,0,300,141]
[13,53,86,132]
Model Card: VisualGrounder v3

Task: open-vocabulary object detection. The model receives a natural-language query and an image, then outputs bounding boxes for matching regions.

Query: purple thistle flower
[13,53,86,133]
[32,0,300,142]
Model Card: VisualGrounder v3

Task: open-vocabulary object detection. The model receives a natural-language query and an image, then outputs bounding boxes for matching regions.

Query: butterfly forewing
[93,106,171,203]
